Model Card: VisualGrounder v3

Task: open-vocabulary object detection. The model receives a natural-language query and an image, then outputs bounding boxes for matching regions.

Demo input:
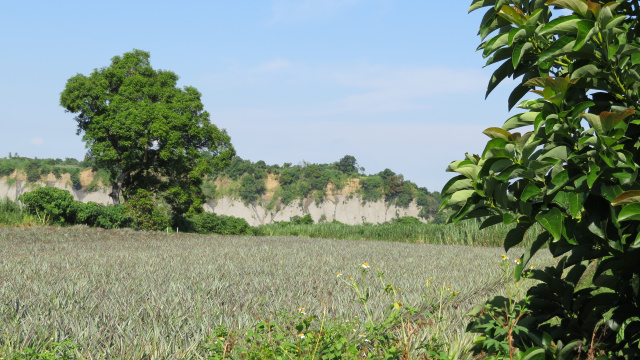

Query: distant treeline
[0,154,108,191]
[208,155,444,221]
[0,154,446,222]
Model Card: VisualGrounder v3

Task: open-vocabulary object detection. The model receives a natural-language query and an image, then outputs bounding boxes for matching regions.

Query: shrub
[19,187,75,225]
[73,202,129,229]
[0,160,16,177]
[191,212,251,235]
[360,176,384,202]
[24,160,42,182]
[124,189,171,231]
[290,214,313,225]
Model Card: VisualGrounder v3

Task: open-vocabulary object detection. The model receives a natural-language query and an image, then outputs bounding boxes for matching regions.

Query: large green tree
[60,49,234,215]
[442,0,640,357]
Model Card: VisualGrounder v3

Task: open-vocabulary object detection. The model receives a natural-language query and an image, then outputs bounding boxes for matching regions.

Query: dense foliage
[60,49,235,215]
[443,0,640,357]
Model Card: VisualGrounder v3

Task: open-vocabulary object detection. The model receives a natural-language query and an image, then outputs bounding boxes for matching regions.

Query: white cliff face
[0,178,112,204]
[205,195,424,226]
[1,174,424,225]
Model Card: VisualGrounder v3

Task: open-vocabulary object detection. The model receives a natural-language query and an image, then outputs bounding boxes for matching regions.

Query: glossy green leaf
[539,15,582,35]
[483,32,510,57]
[447,190,476,207]
[480,215,504,229]
[570,64,602,81]
[442,175,474,196]
[504,222,532,251]
[538,36,575,64]
[512,41,534,67]
[509,85,531,112]
[582,112,604,135]
[521,347,545,360]
[483,127,512,140]
[469,0,497,13]
[535,207,563,241]
[617,203,640,222]
[503,111,539,131]
[486,59,515,98]
[540,146,569,162]
[548,169,569,194]
[545,0,588,17]
[572,19,595,50]
[522,183,542,201]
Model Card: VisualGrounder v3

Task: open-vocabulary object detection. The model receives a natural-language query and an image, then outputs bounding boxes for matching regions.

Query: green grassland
[0,226,553,359]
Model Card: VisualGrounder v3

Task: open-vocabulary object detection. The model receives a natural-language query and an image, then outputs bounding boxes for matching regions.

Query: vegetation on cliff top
[1,153,443,221]
[209,155,442,220]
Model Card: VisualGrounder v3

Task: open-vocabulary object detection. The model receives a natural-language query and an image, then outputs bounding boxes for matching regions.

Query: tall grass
[257,221,543,247]
[0,226,554,359]
[0,197,35,226]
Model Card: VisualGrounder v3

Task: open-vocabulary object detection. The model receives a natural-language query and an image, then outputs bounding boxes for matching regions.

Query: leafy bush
[124,189,171,231]
[289,214,313,225]
[191,212,251,235]
[0,160,16,177]
[24,160,42,182]
[360,176,384,202]
[239,174,265,204]
[19,187,75,225]
[73,202,129,229]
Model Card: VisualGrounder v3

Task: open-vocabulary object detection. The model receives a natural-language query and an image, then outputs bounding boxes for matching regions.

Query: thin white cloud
[270,0,364,23]
[30,137,44,145]
[260,59,292,71]
[330,65,487,113]
[206,61,488,117]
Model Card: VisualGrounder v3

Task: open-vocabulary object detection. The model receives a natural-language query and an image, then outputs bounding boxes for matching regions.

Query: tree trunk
[108,172,126,205]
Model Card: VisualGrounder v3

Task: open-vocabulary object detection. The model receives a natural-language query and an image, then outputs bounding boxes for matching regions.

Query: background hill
[0,154,445,225]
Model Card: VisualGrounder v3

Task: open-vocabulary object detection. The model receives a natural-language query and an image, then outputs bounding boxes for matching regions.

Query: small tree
[443,0,640,357]
[336,155,358,174]
[60,49,235,215]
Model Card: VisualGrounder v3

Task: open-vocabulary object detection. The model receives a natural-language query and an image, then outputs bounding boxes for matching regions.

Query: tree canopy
[60,49,234,215]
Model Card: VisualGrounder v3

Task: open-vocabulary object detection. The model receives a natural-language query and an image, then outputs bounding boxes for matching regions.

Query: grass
[0,226,553,359]
[0,197,36,227]
[256,221,543,248]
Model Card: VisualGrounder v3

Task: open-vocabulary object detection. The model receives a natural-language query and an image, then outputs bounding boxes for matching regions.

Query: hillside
[0,155,444,225]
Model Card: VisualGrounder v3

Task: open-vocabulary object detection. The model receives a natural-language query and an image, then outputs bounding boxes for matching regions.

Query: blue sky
[0,1,523,192]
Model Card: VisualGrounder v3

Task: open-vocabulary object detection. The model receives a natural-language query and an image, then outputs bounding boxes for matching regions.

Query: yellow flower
[298,306,306,314]
[298,333,305,339]
[361,262,370,269]
[515,258,521,265]
[501,254,509,261]
[336,273,342,278]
